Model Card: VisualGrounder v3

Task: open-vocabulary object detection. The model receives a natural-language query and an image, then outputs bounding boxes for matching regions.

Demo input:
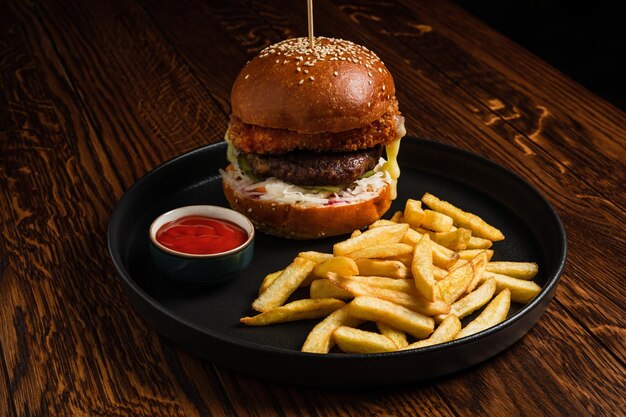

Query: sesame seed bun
[222,176,393,239]
[231,37,396,134]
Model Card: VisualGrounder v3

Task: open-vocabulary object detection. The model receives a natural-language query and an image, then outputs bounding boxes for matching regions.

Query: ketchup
[156,215,248,255]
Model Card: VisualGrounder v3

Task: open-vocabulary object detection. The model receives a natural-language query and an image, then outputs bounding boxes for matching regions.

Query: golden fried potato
[333,326,397,354]
[252,257,316,312]
[356,259,410,279]
[455,289,511,340]
[435,278,496,322]
[486,262,539,279]
[301,305,364,353]
[403,315,461,350]
[411,234,437,301]
[333,223,409,256]
[349,296,435,339]
[422,193,504,241]
[436,263,473,304]
[241,298,345,326]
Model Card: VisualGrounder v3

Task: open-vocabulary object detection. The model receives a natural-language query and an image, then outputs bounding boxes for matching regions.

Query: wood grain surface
[1,0,624,416]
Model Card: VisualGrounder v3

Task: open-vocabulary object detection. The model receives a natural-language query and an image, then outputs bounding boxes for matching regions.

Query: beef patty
[246,145,384,186]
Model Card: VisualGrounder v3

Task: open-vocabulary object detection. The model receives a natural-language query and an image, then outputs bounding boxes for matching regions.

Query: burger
[220,36,406,239]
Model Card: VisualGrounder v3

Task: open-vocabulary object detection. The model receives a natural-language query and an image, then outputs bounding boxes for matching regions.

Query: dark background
[453,0,625,111]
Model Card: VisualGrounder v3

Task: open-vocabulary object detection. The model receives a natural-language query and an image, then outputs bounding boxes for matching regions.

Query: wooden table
[1,0,624,415]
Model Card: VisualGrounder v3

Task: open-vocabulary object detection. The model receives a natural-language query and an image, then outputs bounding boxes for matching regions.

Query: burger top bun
[231,37,396,134]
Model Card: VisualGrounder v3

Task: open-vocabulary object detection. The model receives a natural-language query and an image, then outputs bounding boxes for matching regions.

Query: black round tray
[108,137,566,387]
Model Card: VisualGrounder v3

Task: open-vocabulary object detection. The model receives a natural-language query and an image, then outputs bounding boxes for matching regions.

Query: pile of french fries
[241,192,542,354]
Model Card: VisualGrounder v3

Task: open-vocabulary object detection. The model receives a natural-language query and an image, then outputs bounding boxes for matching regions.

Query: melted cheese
[383,115,406,200]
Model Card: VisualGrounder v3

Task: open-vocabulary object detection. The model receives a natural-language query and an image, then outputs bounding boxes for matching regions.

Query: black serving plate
[108,137,566,387]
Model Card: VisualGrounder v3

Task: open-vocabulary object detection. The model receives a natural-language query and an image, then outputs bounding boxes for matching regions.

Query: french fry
[368,219,398,229]
[455,289,511,340]
[431,243,460,269]
[436,263,473,304]
[298,251,334,264]
[333,223,409,256]
[345,243,414,260]
[301,305,364,353]
[433,265,449,281]
[403,229,460,269]
[376,322,409,348]
[356,259,410,279]
[310,279,353,299]
[241,298,345,326]
[252,257,316,312]
[245,191,541,355]
[483,272,542,303]
[329,274,450,316]
[404,199,425,228]
[457,249,494,261]
[402,315,461,350]
[422,193,505,241]
[390,210,404,223]
[428,228,472,251]
[258,270,283,295]
[349,296,435,339]
[349,276,415,292]
[466,236,493,249]
[420,210,454,232]
[384,252,413,268]
[333,326,397,354]
[448,259,469,271]
[435,278,496,322]
[411,234,437,301]
[486,262,539,279]
[465,252,488,294]
[311,256,359,279]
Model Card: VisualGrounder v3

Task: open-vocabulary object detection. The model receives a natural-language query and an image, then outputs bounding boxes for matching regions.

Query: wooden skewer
[307,0,314,48]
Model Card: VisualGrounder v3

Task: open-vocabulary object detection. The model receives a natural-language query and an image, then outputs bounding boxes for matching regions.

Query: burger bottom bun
[222,180,392,240]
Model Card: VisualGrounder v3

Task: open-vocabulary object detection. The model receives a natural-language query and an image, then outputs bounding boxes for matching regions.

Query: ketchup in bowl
[149,205,255,285]
[155,215,248,255]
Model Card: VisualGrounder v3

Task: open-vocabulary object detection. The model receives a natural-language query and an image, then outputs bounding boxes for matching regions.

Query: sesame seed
[368,102,371,107]
[378,67,383,73]
[368,72,372,77]
[297,67,302,72]
[333,71,338,76]
[310,76,315,81]
[299,79,304,84]
[382,85,386,91]
[304,69,309,74]
[368,80,372,85]
[245,74,249,79]
[255,36,385,76]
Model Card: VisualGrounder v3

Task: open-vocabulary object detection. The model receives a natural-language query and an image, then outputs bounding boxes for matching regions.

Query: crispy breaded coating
[228,100,402,154]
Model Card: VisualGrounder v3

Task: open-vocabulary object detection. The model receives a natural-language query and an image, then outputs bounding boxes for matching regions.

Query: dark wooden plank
[0,0,236,415]
[0,343,17,417]
[217,369,458,417]
[435,300,626,416]
[139,0,294,111]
